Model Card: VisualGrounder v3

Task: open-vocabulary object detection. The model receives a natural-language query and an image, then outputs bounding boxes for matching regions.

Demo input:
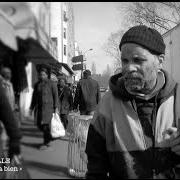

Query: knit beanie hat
[119,25,166,55]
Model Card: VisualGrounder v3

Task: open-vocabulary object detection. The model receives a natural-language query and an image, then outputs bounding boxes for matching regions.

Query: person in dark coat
[85,25,180,179]
[73,70,101,115]
[57,77,73,130]
[0,81,21,159]
[30,67,59,150]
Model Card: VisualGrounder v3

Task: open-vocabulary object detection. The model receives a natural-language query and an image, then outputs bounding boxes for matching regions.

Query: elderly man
[85,25,180,179]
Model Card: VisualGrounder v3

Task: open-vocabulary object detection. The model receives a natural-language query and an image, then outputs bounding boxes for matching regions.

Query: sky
[72,2,123,74]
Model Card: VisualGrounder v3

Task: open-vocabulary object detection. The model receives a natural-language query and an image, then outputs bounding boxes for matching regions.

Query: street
[20,117,76,179]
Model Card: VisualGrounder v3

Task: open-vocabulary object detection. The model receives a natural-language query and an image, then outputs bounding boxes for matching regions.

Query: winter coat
[85,70,180,179]
[0,82,22,157]
[30,79,59,128]
[73,77,101,112]
[1,79,15,111]
[58,85,73,115]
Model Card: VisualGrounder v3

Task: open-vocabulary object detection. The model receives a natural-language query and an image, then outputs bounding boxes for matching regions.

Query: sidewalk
[20,117,75,179]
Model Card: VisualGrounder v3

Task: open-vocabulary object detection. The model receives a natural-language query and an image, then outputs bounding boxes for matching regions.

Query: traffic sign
[71,55,83,63]
[72,63,83,71]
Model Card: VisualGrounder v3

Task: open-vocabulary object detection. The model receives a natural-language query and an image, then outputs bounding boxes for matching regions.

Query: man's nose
[126,63,138,72]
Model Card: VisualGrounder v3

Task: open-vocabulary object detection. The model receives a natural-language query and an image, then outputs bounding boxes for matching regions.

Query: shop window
[63,28,66,39]
[64,45,66,56]
[63,11,68,22]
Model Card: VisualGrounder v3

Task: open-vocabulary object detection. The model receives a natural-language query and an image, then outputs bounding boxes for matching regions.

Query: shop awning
[61,62,74,75]
[49,61,74,76]
[0,2,58,64]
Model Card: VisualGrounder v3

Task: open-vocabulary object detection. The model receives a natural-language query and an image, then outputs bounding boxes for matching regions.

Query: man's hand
[158,127,180,155]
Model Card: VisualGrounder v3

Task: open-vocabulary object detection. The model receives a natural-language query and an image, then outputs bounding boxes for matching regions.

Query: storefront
[0,2,58,118]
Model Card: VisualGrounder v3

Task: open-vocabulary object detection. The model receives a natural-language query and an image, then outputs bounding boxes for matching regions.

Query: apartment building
[50,2,75,81]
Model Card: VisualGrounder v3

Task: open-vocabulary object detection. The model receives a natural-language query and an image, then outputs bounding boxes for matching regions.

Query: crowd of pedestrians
[29,67,100,150]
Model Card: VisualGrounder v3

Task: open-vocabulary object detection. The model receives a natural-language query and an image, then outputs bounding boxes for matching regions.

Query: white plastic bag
[50,113,65,138]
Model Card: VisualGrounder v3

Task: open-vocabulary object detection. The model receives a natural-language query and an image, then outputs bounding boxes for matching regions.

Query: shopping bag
[3,155,31,179]
[50,113,65,138]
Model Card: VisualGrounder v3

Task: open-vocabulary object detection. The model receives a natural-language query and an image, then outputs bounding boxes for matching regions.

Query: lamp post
[81,48,93,79]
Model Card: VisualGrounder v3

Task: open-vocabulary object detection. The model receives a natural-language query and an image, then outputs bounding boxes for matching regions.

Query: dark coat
[73,77,101,112]
[0,82,22,157]
[58,85,73,115]
[30,79,59,128]
[85,70,180,179]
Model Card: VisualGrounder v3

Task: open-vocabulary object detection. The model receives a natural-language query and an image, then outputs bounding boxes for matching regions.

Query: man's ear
[158,54,165,69]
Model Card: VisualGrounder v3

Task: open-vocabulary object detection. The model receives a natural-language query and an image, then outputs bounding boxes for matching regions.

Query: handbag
[50,113,65,138]
[2,154,31,179]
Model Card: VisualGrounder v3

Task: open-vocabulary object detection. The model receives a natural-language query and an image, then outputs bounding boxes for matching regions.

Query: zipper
[131,100,147,150]
[151,94,159,179]
[132,96,159,179]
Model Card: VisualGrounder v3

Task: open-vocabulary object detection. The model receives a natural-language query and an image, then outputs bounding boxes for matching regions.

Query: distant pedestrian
[0,81,21,159]
[0,67,15,111]
[0,66,18,150]
[30,67,59,150]
[73,70,101,115]
[57,77,73,130]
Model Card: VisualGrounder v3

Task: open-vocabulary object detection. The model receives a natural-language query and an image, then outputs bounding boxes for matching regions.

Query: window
[63,11,68,22]
[64,45,66,56]
[51,37,58,47]
[63,28,66,39]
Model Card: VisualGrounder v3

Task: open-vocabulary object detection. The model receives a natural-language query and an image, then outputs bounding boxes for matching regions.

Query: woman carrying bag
[30,66,59,151]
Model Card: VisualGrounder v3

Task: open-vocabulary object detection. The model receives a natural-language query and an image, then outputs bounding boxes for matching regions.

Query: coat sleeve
[96,83,101,104]
[68,88,73,111]
[73,82,81,110]
[0,83,22,156]
[51,81,59,110]
[85,110,110,179]
[30,83,37,110]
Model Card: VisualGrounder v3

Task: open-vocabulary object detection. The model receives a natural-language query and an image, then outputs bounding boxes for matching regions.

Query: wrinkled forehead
[40,71,48,75]
[121,43,151,58]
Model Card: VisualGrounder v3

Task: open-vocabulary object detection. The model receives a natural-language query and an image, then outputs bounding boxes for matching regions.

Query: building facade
[74,41,82,81]
[50,2,75,81]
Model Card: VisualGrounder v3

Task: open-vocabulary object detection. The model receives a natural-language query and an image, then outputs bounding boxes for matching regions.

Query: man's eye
[134,58,145,63]
[121,59,128,64]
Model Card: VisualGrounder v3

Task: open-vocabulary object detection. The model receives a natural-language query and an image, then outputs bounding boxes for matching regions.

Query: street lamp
[81,48,93,78]
[83,48,93,56]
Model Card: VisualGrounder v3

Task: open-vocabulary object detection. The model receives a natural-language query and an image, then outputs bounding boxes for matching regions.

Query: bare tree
[103,30,124,70]
[119,2,180,34]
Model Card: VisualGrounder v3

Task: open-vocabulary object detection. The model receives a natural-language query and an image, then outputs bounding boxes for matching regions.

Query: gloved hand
[158,127,180,155]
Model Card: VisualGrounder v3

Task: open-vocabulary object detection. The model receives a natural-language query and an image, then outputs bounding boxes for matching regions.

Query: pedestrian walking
[30,67,59,150]
[57,77,73,130]
[0,81,21,169]
[0,66,15,111]
[73,70,101,115]
[85,25,180,179]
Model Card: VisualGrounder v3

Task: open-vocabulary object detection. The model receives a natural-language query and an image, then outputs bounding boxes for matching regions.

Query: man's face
[1,68,11,80]
[59,79,65,87]
[39,71,48,81]
[121,43,163,94]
